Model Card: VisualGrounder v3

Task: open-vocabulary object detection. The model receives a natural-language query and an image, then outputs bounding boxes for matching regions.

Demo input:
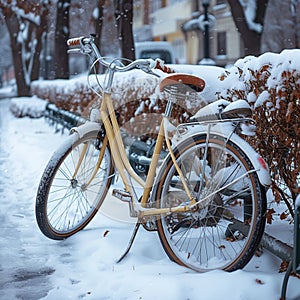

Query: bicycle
[35,34,271,272]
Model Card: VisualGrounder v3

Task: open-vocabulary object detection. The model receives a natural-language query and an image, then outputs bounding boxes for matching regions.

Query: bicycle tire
[36,131,113,240]
[155,133,266,272]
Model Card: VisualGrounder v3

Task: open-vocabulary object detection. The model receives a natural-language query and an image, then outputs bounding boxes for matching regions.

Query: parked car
[135,41,177,64]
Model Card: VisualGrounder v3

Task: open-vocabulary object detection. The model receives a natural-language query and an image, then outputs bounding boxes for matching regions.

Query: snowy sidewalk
[0,99,65,299]
[0,86,16,99]
[0,98,299,300]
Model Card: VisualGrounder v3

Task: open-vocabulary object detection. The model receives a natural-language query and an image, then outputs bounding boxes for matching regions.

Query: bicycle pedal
[112,189,132,202]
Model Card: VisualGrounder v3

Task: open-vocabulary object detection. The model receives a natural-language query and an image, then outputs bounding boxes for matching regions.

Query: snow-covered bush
[10,96,47,118]
[31,77,94,116]
[31,67,221,137]
[218,49,300,215]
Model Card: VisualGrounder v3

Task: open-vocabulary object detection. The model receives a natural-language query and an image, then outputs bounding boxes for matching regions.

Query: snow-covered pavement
[0,98,299,300]
[0,99,65,299]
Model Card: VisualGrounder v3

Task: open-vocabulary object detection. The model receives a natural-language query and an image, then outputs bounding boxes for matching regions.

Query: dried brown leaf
[255,278,264,285]
[279,260,290,273]
[266,208,275,224]
[280,212,287,220]
[103,230,110,237]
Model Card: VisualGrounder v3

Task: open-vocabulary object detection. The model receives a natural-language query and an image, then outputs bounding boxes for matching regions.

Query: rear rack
[179,117,255,129]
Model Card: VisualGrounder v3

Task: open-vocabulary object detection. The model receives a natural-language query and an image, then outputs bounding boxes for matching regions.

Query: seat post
[165,100,174,118]
[164,85,177,118]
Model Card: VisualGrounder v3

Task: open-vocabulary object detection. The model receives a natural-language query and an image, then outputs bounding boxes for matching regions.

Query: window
[139,50,172,63]
[173,38,185,63]
[217,31,227,56]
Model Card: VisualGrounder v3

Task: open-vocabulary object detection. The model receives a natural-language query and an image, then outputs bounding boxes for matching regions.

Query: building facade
[133,0,243,66]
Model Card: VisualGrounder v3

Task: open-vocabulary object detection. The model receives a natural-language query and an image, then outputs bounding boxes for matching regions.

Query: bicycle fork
[71,129,108,190]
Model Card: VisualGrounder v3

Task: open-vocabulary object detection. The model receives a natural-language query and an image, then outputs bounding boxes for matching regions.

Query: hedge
[218,49,300,216]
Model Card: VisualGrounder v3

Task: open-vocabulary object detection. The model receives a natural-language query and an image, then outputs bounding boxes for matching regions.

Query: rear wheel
[155,134,266,272]
[36,131,113,240]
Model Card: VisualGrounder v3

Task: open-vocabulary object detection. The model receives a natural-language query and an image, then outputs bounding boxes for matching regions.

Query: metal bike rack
[44,103,86,133]
[280,199,300,300]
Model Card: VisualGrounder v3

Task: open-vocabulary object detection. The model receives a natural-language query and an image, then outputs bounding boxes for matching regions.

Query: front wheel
[155,134,266,272]
[36,131,113,240]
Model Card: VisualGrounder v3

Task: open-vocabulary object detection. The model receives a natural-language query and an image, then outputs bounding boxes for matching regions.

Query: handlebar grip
[67,36,84,47]
[154,59,175,74]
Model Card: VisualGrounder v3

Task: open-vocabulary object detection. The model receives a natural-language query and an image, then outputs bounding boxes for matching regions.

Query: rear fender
[172,129,271,187]
[227,133,271,187]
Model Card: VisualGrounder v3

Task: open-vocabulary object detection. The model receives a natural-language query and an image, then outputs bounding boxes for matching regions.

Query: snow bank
[9,96,47,118]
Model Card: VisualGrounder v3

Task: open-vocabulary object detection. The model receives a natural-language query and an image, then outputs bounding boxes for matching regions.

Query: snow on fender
[70,121,102,139]
[47,121,102,170]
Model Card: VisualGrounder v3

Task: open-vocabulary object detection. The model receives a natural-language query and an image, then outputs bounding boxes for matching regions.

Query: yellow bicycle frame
[82,90,196,218]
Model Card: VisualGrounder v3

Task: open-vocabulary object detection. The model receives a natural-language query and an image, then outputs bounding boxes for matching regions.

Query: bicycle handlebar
[67,35,175,74]
[67,36,85,47]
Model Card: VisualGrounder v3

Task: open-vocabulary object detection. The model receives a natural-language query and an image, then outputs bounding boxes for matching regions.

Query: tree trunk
[31,4,49,82]
[114,0,135,61]
[255,0,269,25]
[227,0,268,56]
[261,1,300,53]
[54,0,70,79]
[1,2,50,96]
[94,0,106,53]
[5,13,30,96]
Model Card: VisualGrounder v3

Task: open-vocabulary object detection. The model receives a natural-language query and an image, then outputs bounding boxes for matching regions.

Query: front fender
[70,121,102,139]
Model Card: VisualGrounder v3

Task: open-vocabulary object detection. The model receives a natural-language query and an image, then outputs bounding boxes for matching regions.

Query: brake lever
[141,67,160,78]
[67,45,92,55]
[67,48,81,54]
[81,45,93,54]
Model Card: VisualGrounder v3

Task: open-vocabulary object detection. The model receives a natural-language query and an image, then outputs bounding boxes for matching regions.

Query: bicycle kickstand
[116,221,141,263]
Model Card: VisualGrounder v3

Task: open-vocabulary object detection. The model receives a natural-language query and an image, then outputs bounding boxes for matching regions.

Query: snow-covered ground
[0,97,299,300]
